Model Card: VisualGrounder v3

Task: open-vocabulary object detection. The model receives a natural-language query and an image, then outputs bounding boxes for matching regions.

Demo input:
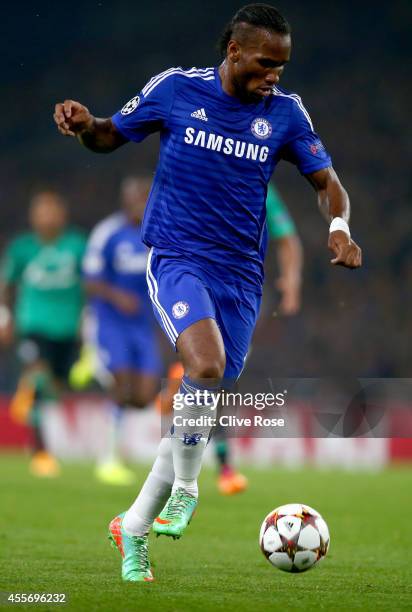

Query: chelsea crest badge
[251,118,272,140]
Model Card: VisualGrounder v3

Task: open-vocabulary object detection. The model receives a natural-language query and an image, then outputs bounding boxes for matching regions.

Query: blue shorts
[96,315,161,375]
[146,248,261,380]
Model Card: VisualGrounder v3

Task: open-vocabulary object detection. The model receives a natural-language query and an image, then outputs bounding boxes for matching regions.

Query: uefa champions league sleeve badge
[121,96,140,115]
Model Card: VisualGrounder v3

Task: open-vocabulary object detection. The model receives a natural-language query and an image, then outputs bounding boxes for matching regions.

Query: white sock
[99,401,122,465]
[171,376,218,498]
[122,437,174,536]
[171,442,202,497]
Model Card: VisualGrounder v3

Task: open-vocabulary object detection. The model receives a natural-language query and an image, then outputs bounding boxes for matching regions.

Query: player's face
[229,30,291,102]
[30,194,67,239]
[121,178,151,223]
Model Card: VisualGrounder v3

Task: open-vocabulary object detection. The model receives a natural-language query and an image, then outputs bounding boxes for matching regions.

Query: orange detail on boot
[154,517,171,525]
[109,516,125,558]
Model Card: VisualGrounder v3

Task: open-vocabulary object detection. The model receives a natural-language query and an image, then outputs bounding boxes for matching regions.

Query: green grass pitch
[0,454,411,611]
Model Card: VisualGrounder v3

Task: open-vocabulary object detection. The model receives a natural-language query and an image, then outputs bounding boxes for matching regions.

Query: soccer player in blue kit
[54,4,362,582]
[82,176,161,484]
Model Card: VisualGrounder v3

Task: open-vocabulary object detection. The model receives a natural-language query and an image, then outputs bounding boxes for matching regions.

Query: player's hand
[112,289,140,315]
[328,230,362,269]
[275,277,301,316]
[53,100,94,137]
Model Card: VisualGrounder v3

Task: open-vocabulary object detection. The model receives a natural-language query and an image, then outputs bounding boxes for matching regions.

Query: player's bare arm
[0,281,14,345]
[275,234,303,316]
[306,167,362,269]
[53,100,127,152]
[84,279,139,315]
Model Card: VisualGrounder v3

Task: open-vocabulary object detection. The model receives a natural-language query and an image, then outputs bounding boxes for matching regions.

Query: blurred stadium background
[1,0,411,467]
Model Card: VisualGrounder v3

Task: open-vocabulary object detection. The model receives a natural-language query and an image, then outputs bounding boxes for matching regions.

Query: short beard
[232,76,262,104]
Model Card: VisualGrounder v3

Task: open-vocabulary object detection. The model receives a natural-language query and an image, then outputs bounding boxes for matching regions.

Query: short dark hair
[219,4,291,57]
[30,190,66,209]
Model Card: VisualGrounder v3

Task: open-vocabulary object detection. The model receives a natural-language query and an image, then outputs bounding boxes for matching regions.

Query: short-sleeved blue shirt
[82,213,154,324]
[112,67,331,293]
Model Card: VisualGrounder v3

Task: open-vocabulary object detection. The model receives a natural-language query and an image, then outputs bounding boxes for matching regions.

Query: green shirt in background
[1,229,86,339]
[266,184,296,239]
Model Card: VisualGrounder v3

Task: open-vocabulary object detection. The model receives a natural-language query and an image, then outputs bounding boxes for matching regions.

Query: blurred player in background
[77,176,161,485]
[0,191,86,476]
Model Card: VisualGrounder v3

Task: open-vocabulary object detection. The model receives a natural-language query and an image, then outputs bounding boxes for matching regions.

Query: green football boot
[153,488,197,539]
[108,513,153,582]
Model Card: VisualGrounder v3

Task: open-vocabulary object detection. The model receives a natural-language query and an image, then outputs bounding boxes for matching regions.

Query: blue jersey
[83,213,154,324]
[112,66,332,293]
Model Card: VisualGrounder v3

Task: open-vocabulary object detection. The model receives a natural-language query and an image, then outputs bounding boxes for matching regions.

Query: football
[259,503,330,573]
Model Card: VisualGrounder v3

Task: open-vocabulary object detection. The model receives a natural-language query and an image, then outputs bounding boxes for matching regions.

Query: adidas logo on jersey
[191,108,208,122]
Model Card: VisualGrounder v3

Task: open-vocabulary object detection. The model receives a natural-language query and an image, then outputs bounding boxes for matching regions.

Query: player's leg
[69,324,133,482]
[93,367,140,485]
[152,317,225,537]
[108,335,160,461]
[109,436,174,582]
[99,322,161,485]
[10,336,61,477]
[127,322,161,408]
[145,250,226,537]
[109,414,170,581]
[90,318,135,484]
[32,337,80,476]
[130,372,158,408]
[171,317,225,494]
[67,311,133,483]
[69,307,101,389]
[100,366,159,484]
[93,370,133,484]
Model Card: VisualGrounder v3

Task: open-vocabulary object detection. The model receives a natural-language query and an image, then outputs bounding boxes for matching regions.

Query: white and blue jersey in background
[83,213,161,374]
[111,67,332,379]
